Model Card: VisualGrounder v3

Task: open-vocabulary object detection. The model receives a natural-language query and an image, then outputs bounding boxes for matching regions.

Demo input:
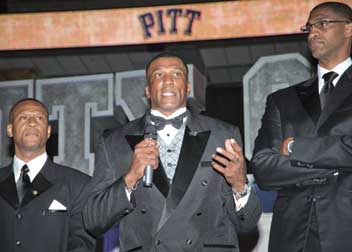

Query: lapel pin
[32,190,38,196]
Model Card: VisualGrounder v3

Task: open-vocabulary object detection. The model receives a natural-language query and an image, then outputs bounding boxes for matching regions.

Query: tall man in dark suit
[83,52,261,252]
[251,2,352,252]
[0,98,95,252]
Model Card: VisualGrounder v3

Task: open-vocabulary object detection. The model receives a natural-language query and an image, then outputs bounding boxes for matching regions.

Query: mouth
[162,92,175,97]
[309,39,324,48]
[24,129,40,137]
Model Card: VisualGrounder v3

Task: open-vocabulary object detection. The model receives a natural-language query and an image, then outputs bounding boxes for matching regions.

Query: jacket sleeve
[83,134,134,238]
[67,177,96,252]
[251,94,336,190]
[224,127,262,233]
[290,135,352,170]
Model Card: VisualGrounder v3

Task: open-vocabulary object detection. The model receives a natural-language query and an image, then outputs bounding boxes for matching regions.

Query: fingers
[212,138,246,189]
[125,139,160,185]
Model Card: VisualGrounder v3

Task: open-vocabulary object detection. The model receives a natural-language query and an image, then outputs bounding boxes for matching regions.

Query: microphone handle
[143,164,153,187]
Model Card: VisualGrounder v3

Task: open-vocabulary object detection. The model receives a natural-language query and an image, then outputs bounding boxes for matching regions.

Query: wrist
[287,140,294,154]
[123,175,139,192]
[232,183,249,198]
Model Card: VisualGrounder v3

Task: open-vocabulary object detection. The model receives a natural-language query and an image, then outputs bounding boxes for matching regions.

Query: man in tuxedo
[83,52,261,252]
[251,2,352,252]
[0,98,95,252]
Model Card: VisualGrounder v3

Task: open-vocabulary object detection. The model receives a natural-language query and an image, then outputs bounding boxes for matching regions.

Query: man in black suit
[251,2,352,252]
[0,98,95,252]
[83,52,261,252]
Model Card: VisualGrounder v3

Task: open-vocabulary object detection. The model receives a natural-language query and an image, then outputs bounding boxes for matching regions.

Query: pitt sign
[138,8,201,38]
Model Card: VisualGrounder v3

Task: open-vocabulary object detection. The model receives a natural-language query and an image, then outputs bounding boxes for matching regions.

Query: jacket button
[201,180,208,186]
[141,209,147,214]
[186,239,192,245]
[16,213,22,220]
[155,239,161,245]
[16,240,21,246]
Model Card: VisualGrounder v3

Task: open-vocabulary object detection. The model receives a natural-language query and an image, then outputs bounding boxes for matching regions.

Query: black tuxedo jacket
[0,159,95,252]
[84,112,261,252]
[251,65,352,252]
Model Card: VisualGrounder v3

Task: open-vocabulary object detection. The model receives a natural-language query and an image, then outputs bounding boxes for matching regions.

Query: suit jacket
[84,112,261,252]
[251,65,352,252]
[0,158,95,252]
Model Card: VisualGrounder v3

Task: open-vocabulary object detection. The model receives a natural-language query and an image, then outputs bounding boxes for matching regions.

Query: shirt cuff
[233,186,251,211]
[124,187,132,202]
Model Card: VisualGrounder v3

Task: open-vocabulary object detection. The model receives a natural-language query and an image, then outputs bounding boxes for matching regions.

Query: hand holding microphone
[143,124,158,187]
[123,124,159,191]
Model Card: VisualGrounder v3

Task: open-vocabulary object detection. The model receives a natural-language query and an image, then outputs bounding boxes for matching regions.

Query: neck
[319,50,351,70]
[15,148,45,163]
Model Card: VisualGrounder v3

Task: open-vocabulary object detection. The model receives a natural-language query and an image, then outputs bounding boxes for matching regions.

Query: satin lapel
[168,126,210,209]
[317,66,352,129]
[295,76,321,125]
[20,161,53,208]
[125,118,170,198]
[0,166,19,209]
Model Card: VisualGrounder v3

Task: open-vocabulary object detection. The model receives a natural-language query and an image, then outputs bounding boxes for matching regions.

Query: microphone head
[144,124,157,140]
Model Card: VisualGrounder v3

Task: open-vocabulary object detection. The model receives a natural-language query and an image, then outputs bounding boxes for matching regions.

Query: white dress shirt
[150,107,187,145]
[318,57,352,93]
[13,152,48,182]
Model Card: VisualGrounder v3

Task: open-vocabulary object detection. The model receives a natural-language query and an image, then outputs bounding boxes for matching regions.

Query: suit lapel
[295,76,322,125]
[20,159,53,208]
[168,117,210,209]
[317,66,352,129]
[125,117,170,198]
[156,114,210,231]
[20,170,52,208]
[0,160,54,209]
[0,166,19,209]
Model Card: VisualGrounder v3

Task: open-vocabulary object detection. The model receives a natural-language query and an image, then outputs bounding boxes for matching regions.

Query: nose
[163,73,174,86]
[27,116,37,126]
[308,25,320,38]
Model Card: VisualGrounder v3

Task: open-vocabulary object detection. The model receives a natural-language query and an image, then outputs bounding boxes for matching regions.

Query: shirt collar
[318,57,352,82]
[13,152,48,182]
[150,107,187,119]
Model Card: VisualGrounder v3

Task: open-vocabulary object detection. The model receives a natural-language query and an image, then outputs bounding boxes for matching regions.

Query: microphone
[143,124,158,187]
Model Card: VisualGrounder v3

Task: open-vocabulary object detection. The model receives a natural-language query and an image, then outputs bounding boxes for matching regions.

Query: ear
[7,124,13,138]
[47,125,51,139]
[145,85,151,99]
[344,22,352,38]
[187,83,191,95]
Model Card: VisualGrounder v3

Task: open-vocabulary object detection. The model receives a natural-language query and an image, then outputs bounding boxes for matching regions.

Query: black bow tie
[149,111,190,131]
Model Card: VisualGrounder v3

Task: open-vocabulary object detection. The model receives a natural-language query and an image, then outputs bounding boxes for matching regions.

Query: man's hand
[124,139,159,190]
[212,138,247,193]
[280,137,294,156]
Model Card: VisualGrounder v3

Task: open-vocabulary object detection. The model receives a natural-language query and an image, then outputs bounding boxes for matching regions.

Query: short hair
[311,2,352,21]
[145,51,189,78]
[9,98,49,123]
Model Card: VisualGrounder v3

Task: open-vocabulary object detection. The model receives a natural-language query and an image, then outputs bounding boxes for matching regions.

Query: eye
[317,20,329,28]
[173,71,182,78]
[153,72,163,79]
[36,115,45,121]
[19,115,28,121]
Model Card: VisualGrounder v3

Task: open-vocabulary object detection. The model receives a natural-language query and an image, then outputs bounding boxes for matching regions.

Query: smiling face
[145,56,190,116]
[7,100,51,160]
[307,7,352,68]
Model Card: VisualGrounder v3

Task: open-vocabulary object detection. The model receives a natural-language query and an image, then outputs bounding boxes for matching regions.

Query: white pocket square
[48,200,67,210]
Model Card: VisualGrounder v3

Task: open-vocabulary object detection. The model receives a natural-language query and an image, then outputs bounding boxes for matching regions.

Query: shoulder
[0,165,12,181]
[192,113,238,132]
[50,161,90,184]
[268,77,314,99]
[101,117,143,140]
